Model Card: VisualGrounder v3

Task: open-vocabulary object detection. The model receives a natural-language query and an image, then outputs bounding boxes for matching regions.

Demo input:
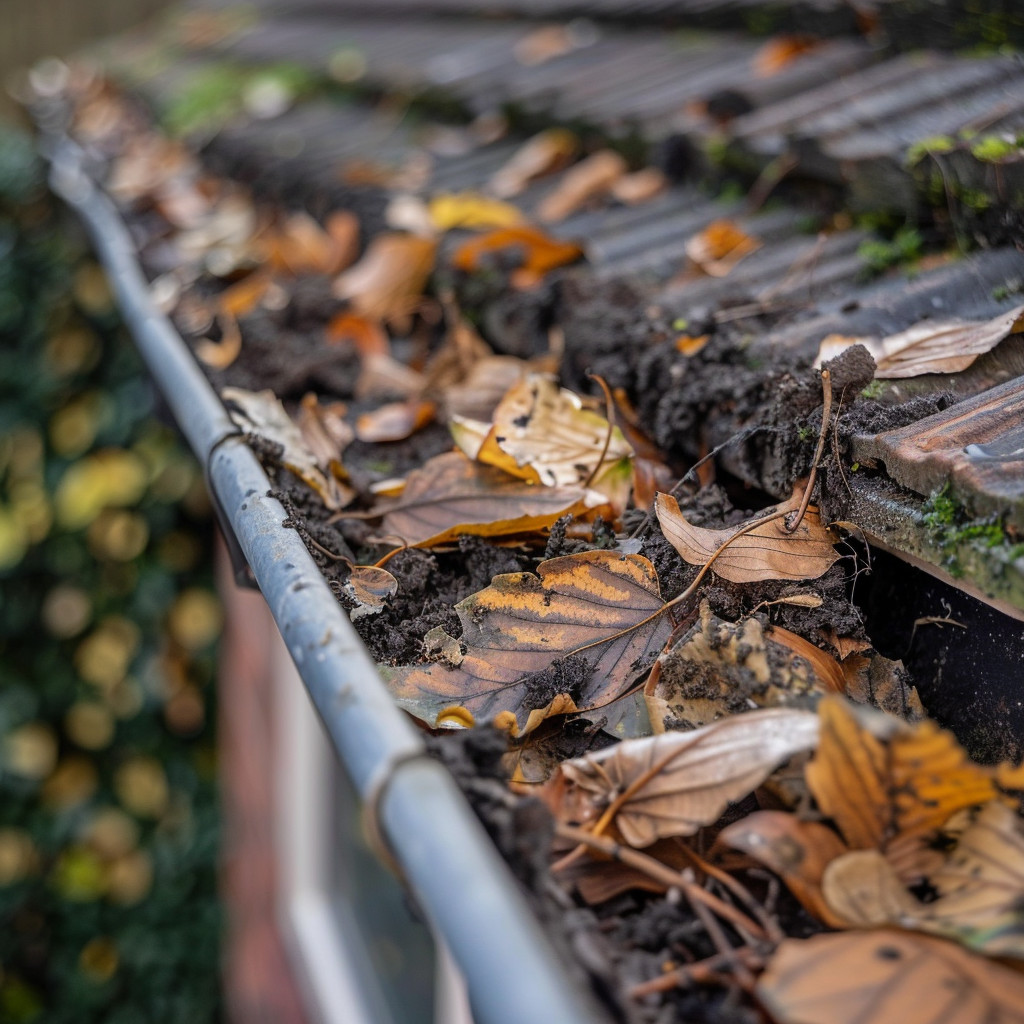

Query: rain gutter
[43,130,603,1024]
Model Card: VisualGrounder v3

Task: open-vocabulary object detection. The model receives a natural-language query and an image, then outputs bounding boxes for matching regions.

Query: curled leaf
[815,305,1024,379]
[222,387,353,510]
[452,225,583,285]
[195,310,242,370]
[758,930,1024,1024]
[490,128,579,198]
[334,233,436,330]
[684,219,760,277]
[386,550,672,735]
[537,150,628,223]
[542,707,820,847]
[655,491,838,583]
[428,192,524,232]
[355,399,436,443]
[375,450,608,548]
[343,565,398,620]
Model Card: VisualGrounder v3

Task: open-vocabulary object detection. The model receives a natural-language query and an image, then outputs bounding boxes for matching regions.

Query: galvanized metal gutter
[44,132,603,1024]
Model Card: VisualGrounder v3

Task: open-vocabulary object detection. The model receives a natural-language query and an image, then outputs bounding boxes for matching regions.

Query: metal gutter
[45,132,603,1024]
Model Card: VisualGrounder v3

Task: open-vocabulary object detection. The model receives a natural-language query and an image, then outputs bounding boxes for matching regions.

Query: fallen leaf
[610,167,669,205]
[840,651,927,721]
[295,392,353,469]
[355,352,426,401]
[718,810,849,927]
[334,233,436,331]
[645,604,836,732]
[753,35,821,77]
[375,450,609,548]
[513,24,576,66]
[541,707,820,847]
[767,626,847,695]
[655,491,838,584]
[675,333,710,356]
[195,311,242,370]
[823,801,1024,958]
[222,387,352,510]
[441,355,532,423]
[815,305,1024,378]
[566,838,693,904]
[342,565,398,619]
[452,225,583,285]
[537,150,628,223]
[428,192,524,232]
[684,219,761,277]
[451,375,634,513]
[355,399,436,443]
[805,696,1002,855]
[261,210,359,275]
[385,550,672,734]
[217,271,272,318]
[758,930,1024,1024]
[325,312,390,355]
[490,128,579,198]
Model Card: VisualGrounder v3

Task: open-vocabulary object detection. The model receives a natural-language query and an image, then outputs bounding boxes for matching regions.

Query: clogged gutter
[36,58,1024,1024]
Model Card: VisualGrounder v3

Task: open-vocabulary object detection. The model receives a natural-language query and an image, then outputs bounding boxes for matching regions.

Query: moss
[906,135,957,167]
[860,380,886,400]
[922,485,1007,576]
[970,134,1020,163]
[857,226,923,277]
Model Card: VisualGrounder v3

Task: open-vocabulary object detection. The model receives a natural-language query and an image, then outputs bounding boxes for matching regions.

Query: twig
[553,825,768,941]
[784,368,831,533]
[583,373,617,492]
[629,947,764,999]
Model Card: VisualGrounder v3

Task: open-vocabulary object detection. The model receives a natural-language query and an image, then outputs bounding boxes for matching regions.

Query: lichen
[970,134,1020,163]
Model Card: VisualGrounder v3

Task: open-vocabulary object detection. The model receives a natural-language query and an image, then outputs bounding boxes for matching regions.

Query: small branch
[784,368,831,533]
[629,947,764,999]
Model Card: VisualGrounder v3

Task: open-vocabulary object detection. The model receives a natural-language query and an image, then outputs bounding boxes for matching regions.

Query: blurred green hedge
[0,128,221,1024]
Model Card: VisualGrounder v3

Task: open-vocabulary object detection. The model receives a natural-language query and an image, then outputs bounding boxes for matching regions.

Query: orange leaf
[452,226,583,281]
[355,399,436,443]
[684,219,761,277]
[753,34,821,77]
[342,565,398,620]
[218,271,272,318]
[325,312,390,356]
[195,311,242,370]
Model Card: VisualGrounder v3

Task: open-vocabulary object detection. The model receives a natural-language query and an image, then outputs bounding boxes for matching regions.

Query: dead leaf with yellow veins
[758,929,1024,1024]
[815,304,1024,378]
[806,696,1008,858]
[222,387,354,510]
[541,707,820,847]
[684,219,761,277]
[374,450,611,548]
[342,565,398,620]
[490,128,579,198]
[655,491,838,584]
[452,225,583,286]
[355,399,436,443]
[333,233,436,331]
[537,150,628,223]
[428,192,524,232]
[718,810,850,927]
[385,550,672,734]
[451,375,634,514]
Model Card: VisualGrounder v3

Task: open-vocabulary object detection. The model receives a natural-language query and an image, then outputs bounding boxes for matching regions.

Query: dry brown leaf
[355,352,426,401]
[218,271,272,319]
[355,399,436,443]
[758,930,1024,1024]
[753,34,821,77]
[385,550,672,735]
[685,220,761,277]
[441,355,532,423]
[541,708,820,847]
[222,387,353,510]
[675,333,711,356]
[195,311,242,370]
[375,450,609,548]
[718,810,849,927]
[840,651,927,721]
[260,210,358,276]
[513,24,576,66]
[452,225,583,285]
[428,192,524,232]
[645,604,837,732]
[451,375,634,513]
[537,150,628,223]
[806,696,1003,855]
[609,167,669,206]
[655,491,838,584]
[565,838,693,904]
[333,233,436,331]
[295,393,353,470]
[767,626,847,695]
[342,565,398,620]
[490,128,579,198]
[815,305,1024,378]
[823,802,1024,958]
